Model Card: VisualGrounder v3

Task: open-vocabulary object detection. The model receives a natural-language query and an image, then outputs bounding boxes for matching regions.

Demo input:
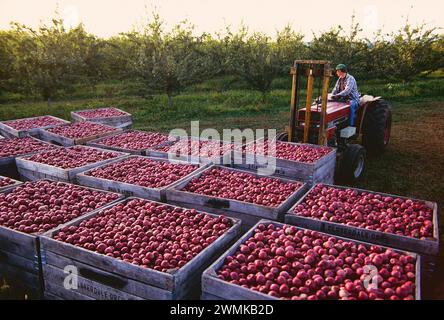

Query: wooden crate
[231,139,337,184]
[40,198,242,300]
[0,116,70,139]
[285,184,440,256]
[147,137,237,165]
[166,165,308,231]
[86,130,174,156]
[76,156,211,201]
[38,123,122,146]
[15,146,129,183]
[201,219,422,300]
[0,175,22,193]
[0,181,123,299]
[0,136,59,167]
[71,108,132,130]
[0,137,59,179]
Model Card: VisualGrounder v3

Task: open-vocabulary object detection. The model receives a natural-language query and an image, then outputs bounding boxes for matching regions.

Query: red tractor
[277,60,392,182]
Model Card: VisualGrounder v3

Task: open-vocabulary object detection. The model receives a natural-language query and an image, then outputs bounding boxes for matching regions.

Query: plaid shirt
[332,73,360,102]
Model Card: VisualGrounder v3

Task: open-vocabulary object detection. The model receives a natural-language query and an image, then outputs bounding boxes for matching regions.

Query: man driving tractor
[331,64,360,127]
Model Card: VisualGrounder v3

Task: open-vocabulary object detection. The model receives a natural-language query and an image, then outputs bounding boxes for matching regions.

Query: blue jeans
[350,100,359,126]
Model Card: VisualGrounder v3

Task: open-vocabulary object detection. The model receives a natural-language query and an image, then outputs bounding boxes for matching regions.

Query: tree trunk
[261,91,268,103]
[167,94,173,106]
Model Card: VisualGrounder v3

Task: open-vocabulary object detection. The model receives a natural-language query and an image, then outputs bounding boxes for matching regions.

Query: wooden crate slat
[43,264,144,300]
[0,263,42,292]
[44,292,64,300]
[44,281,94,300]
[43,250,173,300]
[0,225,38,257]
[200,292,225,300]
[0,248,38,273]
[285,183,440,255]
[202,219,422,300]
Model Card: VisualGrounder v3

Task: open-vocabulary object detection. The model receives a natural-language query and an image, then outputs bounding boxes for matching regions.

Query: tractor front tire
[276,131,289,142]
[362,99,392,155]
[339,144,366,182]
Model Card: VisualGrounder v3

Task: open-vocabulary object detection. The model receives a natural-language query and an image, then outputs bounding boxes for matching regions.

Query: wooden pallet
[15,146,129,183]
[0,116,70,138]
[0,181,123,299]
[76,156,211,201]
[166,165,309,230]
[71,108,132,130]
[285,184,440,256]
[38,123,122,146]
[39,198,242,300]
[231,139,337,184]
[86,130,174,156]
[201,219,422,300]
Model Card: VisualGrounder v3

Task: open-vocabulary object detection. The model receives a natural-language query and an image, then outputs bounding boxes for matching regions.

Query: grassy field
[1,75,444,298]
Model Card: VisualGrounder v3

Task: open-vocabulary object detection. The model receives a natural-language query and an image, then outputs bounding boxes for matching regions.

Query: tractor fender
[358,95,382,134]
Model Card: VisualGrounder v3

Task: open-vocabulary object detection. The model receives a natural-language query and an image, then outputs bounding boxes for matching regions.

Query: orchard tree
[309,16,370,77]
[0,31,16,96]
[368,22,443,80]
[128,14,209,105]
[275,25,306,73]
[390,23,442,79]
[11,19,88,101]
[226,27,282,99]
[102,35,140,80]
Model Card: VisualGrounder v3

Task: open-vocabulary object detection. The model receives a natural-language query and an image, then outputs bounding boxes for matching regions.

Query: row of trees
[0,14,442,103]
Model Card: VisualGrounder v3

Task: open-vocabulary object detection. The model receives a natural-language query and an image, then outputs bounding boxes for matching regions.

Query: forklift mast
[288,60,332,146]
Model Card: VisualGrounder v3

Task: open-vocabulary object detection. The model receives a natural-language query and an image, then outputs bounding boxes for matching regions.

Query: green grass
[1,75,444,298]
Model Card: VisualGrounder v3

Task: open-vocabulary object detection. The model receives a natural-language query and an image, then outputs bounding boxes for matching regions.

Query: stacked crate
[284,184,439,291]
[0,180,123,298]
[40,198,241,300]
[231,138,336,184]
[0,116,69,138]
[15,146,129,183]
[166,165,308,231]
[201,220,422,300]
[71,107,132,130]
[76,156,210,201]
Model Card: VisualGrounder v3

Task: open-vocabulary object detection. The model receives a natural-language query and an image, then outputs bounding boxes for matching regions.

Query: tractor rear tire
[339,144,366,182]
[276,131,289,142]
[362,99,392,155]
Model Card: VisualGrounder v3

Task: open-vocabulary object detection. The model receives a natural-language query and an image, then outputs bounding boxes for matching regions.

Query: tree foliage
[126,14,211,105]
[0,13,442,102]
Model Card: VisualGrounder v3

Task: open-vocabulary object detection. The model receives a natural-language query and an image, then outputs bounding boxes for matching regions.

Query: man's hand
[331,94,339,100]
